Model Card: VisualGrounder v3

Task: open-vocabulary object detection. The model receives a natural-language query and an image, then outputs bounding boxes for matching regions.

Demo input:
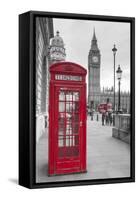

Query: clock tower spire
[88,28,101,110]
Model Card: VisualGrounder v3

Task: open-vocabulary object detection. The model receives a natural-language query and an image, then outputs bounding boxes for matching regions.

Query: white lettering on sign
[55,74,82,81]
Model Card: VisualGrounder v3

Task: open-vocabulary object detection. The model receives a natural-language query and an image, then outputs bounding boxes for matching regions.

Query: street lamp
[112,44,117,112]
[116,65,122,113]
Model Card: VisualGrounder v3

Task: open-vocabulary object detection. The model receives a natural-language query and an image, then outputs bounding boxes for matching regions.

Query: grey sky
[53,18,130,92]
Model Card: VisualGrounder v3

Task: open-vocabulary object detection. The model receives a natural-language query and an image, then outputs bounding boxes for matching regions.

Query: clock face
[92,56,98,63]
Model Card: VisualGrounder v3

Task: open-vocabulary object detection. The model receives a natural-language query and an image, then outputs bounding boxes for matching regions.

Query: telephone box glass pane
[59,113,65,123]
[59,102,65,112]
[66,113,72,122]
[66,102,72,112]
[58,89,80,159]
[59,91,65,101]
[66,127,70,135]
[74,102,79,112]
[73,124,79,134]
[58,136,64,147]
[59,123,64,135]
[73,114,79,122]
[73,92,79,101]
[66,136,70,146]
[66,92,72,101]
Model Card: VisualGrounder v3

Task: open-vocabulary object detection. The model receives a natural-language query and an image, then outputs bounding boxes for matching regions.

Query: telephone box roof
[50,61,87,75]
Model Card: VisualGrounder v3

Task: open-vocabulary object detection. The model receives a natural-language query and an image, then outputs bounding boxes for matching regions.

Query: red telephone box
[48,62,87,175]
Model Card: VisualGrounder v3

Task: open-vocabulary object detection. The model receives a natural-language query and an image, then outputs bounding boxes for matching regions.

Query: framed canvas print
[19,11,135,189]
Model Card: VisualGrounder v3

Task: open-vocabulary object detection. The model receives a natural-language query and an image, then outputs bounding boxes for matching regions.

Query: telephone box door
[55,86,85,174]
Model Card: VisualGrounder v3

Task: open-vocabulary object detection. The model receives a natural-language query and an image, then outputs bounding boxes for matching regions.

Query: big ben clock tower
[88,28,101,110]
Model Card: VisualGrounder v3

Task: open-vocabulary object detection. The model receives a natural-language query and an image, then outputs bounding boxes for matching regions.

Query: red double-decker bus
[98,103,112,113]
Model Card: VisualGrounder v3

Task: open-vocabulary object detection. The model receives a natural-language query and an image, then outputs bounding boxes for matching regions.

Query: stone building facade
[35,17,53,142]
[49,30,66,65]
[100,87,130,113]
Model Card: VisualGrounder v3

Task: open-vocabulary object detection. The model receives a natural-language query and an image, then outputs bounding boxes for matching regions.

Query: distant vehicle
[98,103,112,113]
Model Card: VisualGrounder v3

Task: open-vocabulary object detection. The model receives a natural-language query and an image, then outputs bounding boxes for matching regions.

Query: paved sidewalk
[36,117,130,183]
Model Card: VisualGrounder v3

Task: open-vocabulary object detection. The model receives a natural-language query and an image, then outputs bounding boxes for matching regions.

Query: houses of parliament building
[88,29,130,113]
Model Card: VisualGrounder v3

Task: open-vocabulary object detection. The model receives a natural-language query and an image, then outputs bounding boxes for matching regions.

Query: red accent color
[48,62,87,175]
[98,103,112,113]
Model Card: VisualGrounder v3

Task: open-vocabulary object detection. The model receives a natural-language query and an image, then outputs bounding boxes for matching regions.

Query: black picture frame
[19,10,135,189]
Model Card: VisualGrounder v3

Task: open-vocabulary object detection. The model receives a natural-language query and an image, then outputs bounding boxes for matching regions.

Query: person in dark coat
[109,113,113,126]
[105,112,109,125]
[102,112,105,126]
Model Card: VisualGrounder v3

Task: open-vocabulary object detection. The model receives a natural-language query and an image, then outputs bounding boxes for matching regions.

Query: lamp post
[112,44,117,112]
[116,65,122,113]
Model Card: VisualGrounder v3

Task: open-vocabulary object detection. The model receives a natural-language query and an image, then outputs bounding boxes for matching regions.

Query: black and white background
[35,17,131,183]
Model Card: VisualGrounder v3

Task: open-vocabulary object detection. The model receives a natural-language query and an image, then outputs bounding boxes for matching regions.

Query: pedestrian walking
[105,112,109,125]
[91,110,94,121]
[109,113,113,126]
[97,113,99,121]
[102,112,105,125]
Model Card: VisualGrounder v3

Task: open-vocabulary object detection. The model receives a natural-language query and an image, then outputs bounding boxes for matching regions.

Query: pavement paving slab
[36,117,130,183]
